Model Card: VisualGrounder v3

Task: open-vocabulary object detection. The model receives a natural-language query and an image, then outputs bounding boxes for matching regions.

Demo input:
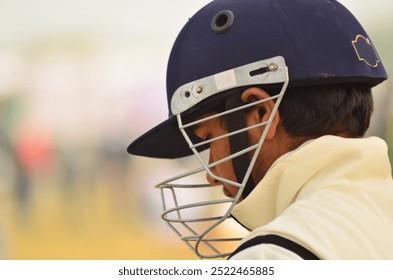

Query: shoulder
[229,234,319,260]
[230,243,302,260]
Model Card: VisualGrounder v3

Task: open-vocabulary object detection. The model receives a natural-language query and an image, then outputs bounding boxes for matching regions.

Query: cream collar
[231,136,391,230]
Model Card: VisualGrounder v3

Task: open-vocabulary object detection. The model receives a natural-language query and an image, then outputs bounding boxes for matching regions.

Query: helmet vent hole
[211,10,234,34]
[216,14,228,27]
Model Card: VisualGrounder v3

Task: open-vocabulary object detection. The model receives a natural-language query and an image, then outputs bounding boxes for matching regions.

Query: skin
[193,87,295,199]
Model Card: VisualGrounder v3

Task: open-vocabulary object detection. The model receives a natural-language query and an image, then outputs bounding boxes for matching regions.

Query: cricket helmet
[128,0,387,159]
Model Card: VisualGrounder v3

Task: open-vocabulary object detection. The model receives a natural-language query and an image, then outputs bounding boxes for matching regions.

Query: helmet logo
[352,34,381,68]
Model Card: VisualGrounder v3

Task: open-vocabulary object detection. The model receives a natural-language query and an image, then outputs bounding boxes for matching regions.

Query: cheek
[209,137,230,164]
[209,139,237,181]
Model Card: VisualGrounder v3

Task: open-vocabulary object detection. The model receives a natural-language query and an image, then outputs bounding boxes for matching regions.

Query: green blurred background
[0,0,392,259]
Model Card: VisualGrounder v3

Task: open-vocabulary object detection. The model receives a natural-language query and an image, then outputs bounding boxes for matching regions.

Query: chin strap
[224,93,255,199]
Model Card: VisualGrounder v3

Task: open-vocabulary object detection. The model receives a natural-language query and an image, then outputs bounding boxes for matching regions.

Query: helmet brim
[127,115,195,159]
[127,86,249,159]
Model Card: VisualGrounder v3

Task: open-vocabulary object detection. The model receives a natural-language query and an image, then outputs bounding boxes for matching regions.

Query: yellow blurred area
[1,182,197,260]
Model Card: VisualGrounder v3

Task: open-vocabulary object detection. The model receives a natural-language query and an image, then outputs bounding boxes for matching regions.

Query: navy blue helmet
[128,0,387,158]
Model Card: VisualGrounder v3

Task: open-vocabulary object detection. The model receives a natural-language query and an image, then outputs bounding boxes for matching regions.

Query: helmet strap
[224,93,256,199]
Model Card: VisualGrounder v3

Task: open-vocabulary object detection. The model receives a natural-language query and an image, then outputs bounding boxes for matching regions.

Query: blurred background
[0,0,392,259]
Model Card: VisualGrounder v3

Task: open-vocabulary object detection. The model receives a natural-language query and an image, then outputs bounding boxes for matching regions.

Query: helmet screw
[268,63,278,71]
[196,86,203,94]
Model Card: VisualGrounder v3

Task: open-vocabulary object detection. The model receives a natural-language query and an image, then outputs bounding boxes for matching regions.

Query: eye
[194,131,210,142]
[192,125,207,141]
[191,118,210,141]
[202,133,211,141]
[190,112,219,142]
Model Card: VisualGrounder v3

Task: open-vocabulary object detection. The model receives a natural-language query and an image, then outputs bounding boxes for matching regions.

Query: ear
[241,87,280,140]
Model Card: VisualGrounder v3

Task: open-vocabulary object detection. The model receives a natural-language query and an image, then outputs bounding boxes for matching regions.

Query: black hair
[278,84,373,138]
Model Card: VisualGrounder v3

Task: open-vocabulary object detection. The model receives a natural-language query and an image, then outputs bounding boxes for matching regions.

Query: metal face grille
[156,61,289,259]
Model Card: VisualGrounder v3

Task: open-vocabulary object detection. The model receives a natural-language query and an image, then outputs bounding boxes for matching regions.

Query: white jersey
[230,136,393,259]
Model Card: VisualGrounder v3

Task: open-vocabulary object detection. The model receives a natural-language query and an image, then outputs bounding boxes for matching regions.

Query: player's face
[191,88,282,200]
[193,113,241,199]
